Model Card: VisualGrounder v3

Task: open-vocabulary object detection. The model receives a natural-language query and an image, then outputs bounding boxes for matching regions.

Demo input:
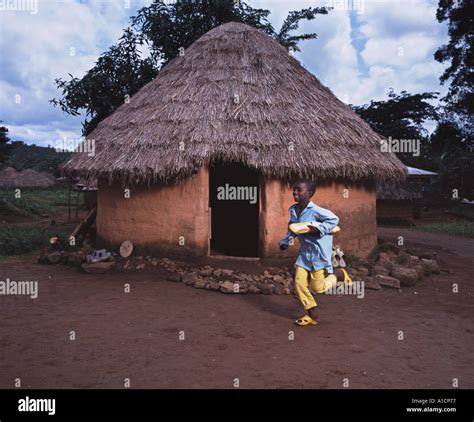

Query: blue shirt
[279,201,339,272]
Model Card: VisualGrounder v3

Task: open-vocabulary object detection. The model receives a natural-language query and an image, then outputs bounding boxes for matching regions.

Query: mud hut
[377,180,423,224]
[61,22,406,259]
[407,166,438,195]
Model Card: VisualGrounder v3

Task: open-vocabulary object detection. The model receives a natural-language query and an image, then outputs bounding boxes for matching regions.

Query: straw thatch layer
[61,22,406,185]
[0,167,56,188]
[0,167,18,186]
[15,169,56,188]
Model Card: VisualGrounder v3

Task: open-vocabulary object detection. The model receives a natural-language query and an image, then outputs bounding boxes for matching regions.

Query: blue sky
[0,0,448,147]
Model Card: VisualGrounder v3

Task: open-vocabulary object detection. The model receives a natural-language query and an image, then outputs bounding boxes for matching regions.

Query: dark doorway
[209,162,259,257]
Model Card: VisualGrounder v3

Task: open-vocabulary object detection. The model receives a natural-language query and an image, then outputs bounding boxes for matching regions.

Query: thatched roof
[0,167,58,187]
[40,171,57,185]
[0,166,18,186]
[14,169,56,188]
[377,180,422,200]
[0,167,56,188]
[61,22,406,185]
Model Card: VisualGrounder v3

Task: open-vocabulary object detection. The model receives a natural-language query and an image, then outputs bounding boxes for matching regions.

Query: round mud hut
[61,22,406,260]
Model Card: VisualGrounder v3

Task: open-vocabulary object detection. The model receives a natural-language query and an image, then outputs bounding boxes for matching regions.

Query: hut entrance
[209,162,259,257]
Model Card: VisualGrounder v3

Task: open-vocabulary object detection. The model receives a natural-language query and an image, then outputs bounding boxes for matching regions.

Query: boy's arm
[311,207,339,236]
[279,222,295,249]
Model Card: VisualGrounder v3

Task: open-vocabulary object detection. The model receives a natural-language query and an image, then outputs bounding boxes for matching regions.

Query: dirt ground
[0,227,473,389]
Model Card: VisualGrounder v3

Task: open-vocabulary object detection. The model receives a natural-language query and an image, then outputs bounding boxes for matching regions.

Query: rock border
[38,241,447,295]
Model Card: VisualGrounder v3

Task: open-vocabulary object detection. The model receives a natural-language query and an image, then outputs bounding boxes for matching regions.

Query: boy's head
[292,178,316,203]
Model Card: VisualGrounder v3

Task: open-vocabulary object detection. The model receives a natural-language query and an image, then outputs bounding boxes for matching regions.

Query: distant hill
[1,141,71,176]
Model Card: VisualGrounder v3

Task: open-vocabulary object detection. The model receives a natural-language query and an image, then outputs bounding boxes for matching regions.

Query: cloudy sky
[0,0,448,147]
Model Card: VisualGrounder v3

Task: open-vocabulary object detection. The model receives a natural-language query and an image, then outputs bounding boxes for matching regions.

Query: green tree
[51,29,157,135]
[51,0,330,135]
[431,0,473,199]
[3,141,71,175]
[430,117,473,199]
[352,89,439,167]
[0,122,13,166]
[434,0,473,134]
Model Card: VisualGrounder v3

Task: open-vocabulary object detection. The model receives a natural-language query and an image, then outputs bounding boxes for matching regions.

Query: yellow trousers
[294,265,337,310]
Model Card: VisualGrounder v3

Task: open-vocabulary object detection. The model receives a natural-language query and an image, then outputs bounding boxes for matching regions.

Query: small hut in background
[407,166,438,196]
[0,167,56,188]
[61,22,406,260]
[0,167,18,187]
[14,169,56,187]
[376,180,423,224]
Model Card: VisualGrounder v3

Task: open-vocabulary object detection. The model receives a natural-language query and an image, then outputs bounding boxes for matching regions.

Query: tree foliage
[51,0,330,135]
[434,0,473,133]
[352,89,439,167]
[0,122,13,164]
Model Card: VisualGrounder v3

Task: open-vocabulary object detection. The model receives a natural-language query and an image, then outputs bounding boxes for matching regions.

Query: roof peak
[61,21,406,185]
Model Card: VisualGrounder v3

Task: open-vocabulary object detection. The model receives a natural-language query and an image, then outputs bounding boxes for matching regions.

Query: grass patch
[449,203,474,220]
[0,224,67,257]
[415,221,474,238]
[0,187,82,217]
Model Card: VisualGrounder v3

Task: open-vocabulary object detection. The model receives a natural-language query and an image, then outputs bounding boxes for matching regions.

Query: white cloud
[361,33,439,68]
[0,0,449,146]
[301,0,448,105]
[0,0,137,145]
[358,0,440,38]
[7,122,83,146]
[351,0,448,103]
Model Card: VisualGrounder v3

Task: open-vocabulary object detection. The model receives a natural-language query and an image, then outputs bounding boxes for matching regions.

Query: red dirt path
[0,228,473,388]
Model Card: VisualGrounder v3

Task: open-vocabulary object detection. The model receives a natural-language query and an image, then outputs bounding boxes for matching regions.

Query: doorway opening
[209,162,259,257]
